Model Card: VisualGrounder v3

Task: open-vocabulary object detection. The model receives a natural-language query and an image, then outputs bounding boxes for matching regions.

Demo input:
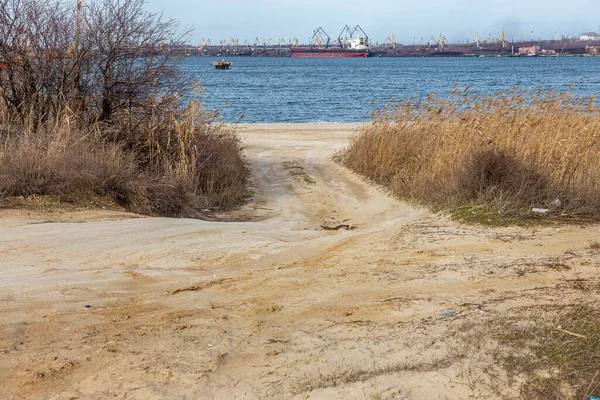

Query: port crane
[198,38,207,52]
[474,32,480,51]
[427,35,436,50]
[560,41,568,55]
[242,39,250,50]
[311,27,331,48]
[289,37,299,48]
[264,37,273,47]
[416,37,424,52]
[230,38,239,54]
[438,33,448,50]
[500,31,507,50]
[312,37,325,49]
[384,34,397,50]
[336,25,371,48]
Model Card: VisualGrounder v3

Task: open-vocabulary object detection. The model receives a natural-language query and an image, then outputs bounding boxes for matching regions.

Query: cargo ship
[291,44,370,58]
[292,26,371,58]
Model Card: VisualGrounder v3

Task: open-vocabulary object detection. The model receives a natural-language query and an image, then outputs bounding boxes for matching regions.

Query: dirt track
[1,123,600,399]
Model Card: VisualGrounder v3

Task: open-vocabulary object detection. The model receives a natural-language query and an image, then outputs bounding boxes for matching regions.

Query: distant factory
[580,32,600,41]
[169,27,600,58]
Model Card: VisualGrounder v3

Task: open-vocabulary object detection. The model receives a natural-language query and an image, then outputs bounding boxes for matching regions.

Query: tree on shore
[0,0,190,126]
[0,0,247,216]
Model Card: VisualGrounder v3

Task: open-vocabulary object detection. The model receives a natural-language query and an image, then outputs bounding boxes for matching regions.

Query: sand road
[1,124,599,399]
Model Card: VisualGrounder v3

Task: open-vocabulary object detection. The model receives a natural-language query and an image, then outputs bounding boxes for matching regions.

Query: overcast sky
[145,0,600,44]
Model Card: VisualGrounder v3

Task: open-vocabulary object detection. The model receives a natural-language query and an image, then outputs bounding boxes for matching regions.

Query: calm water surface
[179,57,600,123]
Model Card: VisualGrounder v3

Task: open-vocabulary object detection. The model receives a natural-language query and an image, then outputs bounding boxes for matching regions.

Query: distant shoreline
[174,39,600,58]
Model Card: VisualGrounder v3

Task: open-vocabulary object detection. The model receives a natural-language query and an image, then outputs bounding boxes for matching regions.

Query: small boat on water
[211,60,232,70]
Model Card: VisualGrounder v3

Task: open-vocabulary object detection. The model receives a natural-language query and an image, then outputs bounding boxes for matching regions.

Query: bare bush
[0,0,247,216]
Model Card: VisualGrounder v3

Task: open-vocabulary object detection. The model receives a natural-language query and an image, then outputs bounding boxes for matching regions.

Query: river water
[178,56,600,123]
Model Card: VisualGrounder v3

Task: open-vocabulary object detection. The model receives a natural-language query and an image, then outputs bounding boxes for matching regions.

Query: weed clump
[500,305,600,399]
[343,87,600,223]
[0,104,247,216]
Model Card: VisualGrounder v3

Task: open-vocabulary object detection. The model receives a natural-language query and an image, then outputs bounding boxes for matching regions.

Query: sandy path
[1,123,599,399]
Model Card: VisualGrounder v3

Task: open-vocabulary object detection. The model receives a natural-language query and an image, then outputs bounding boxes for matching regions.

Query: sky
[145,0,600,45]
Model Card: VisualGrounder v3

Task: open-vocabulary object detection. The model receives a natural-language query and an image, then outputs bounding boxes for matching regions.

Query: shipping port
[290,26,370,58]
[168,27,600,58]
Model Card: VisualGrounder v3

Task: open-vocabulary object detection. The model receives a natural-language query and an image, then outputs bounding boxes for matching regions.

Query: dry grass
[0,129,138,203]
[499,304,600,399]
[0,97,248,217]
[0,0,248,217]
[446,302,600,400]
[343,87,600,223]
[293,357,452,394]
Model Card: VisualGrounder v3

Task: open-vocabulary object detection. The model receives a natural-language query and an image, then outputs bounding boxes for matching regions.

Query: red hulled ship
[290,48,369,58]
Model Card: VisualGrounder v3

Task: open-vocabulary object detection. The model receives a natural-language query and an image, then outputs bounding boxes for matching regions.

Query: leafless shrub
[0,0,247,216]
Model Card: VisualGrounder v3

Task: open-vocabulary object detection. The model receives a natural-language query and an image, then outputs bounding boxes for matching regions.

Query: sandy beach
[1,123,599,399]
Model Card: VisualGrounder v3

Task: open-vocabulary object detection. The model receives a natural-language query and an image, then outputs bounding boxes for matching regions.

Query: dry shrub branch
[0,0,247,216]
[343,87,600,222]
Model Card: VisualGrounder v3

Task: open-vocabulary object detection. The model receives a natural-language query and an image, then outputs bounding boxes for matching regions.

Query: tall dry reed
[343,87,600,221]
[0,0,248,217]
[0,92,248,216]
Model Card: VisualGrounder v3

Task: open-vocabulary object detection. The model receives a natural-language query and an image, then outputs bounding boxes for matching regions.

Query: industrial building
[518,46,541,56]
[580,32,600,41]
